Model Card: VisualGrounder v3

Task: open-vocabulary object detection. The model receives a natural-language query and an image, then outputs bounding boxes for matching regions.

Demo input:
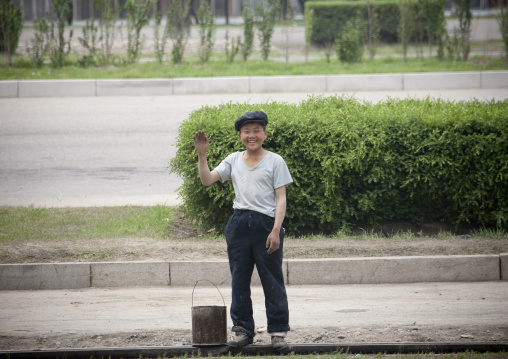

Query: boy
[193,110,292,349]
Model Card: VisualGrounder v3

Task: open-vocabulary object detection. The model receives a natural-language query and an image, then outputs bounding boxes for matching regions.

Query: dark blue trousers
[225,209,290,337]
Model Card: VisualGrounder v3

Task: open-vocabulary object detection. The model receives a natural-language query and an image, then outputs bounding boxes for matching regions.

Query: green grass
[1,55,506,81]
[0,205,176,242]
[2,206,507,243]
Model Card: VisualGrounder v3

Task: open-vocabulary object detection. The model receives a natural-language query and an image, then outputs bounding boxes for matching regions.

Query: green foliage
[241,6,255,62]
[167,0,191,65]
[454,0,472,61]
[398,0,413,61]
[365,0,379,60]
[255,0,279,61]
[306,0,401,47]
[94,0,120,66]
[0,205,176,242]
[27,18,50,68]
[421,0,446,59]
[46,0,73,68]
[153,11,169,64]
[125,0,155,64]
[197,1,215,66]
[78,18,101,67]
[336,20,363,63]
[169,97,508,234]
[497,2,508,60]
[224,30,240,63]
[0,0,23,69]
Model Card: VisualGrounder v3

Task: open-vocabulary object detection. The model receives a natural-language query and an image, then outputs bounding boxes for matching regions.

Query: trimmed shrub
[169,97,508,233]
[305,0,400,46]
[336,20,363,63]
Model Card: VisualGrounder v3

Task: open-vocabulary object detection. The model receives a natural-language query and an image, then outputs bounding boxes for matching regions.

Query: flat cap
[234,111,268,131]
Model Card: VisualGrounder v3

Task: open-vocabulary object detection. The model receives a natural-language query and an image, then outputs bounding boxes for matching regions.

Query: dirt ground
[1,218,507,351]
[3,324,508,351]
[1,234,507,264]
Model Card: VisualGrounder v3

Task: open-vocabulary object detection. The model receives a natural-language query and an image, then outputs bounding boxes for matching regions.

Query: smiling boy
[193,111,292,349]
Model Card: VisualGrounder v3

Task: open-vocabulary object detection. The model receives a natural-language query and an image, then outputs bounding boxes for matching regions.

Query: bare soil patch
[2,325,507,351]
[1,236,506,264]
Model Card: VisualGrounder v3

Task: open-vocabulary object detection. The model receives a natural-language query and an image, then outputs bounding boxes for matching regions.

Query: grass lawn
[1,55,507,81]
[1,206,506,243]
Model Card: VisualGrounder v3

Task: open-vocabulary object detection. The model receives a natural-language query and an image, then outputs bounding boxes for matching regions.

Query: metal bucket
[191,280,228,346]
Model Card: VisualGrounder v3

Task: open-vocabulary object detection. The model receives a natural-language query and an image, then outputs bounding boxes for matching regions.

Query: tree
[125,0,155,64]
[48,0,74,67]
[0,0,23,69]
[280,0,296,63]
[153,10,170,64]
[398,0,414,62]
[94,0,120,66]
[78,17,101,67]
[336,19,363,63]
[455,0,471,61]
[255,0,279,61]
[167,0,191,65]
[365,0,379,60]
[197,0,215,66]
[241,6,255,62]
[422,0,446,59]
[27,19,50,68]
[497,1,508,60]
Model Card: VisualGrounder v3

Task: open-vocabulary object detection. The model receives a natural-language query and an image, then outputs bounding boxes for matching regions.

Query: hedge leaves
[169,96,508,233]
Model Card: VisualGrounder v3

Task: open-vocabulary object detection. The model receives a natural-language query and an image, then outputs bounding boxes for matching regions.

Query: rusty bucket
[191,280,228,346]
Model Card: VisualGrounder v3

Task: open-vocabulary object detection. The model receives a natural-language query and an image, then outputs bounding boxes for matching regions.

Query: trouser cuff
[232,326,256,338]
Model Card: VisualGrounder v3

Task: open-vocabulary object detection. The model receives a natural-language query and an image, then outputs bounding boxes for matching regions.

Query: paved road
[1,282,507,339]
[1,89,508,208]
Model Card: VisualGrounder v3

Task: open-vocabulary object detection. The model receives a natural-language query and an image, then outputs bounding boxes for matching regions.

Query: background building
[20,0,304,24]
[18,0,504,24]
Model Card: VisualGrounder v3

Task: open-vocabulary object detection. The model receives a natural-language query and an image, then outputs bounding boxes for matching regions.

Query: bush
[305,0,400,46]
[336,20,363,63]
[169,97,508,234]
[125,0,154,64]
[255,0,279,61]
[197,1,215,66]
[0,0,23,69]
[497,2,508,60]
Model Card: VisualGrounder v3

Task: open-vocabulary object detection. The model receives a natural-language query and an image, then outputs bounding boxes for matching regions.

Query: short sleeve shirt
[214,151,293,217]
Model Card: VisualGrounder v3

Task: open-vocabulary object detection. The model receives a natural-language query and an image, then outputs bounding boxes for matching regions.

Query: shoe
[228,332,253,348]
[271,335,288,349]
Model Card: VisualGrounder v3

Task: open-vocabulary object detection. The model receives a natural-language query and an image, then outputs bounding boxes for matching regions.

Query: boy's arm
[194,131,221,186]
[266,185,287,254]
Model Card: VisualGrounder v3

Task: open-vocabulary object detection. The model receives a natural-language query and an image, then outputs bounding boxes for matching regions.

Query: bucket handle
[192,279,226,308]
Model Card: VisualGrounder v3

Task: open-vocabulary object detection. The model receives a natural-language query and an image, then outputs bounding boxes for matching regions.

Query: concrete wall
[0,254,504,290]
[1,71,507,98]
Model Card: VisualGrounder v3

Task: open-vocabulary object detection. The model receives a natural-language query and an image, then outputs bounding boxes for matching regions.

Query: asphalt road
[1,89,508,208]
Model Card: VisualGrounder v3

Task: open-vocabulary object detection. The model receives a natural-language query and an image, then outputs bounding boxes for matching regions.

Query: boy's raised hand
[193,130,209,154]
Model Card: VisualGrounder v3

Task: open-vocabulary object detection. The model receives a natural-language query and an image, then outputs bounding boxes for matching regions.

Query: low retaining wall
[1,71,507,98]
[0,254,506,290]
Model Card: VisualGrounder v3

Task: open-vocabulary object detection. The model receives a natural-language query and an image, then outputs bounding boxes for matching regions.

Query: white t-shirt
[214,151,293,217]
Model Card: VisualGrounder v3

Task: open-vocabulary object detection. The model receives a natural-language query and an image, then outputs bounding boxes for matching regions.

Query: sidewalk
[1,71,508,98]
[1,282,507,343]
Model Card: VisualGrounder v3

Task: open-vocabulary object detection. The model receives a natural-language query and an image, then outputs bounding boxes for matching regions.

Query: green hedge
[305,0,401,45]
[169,96,508,234]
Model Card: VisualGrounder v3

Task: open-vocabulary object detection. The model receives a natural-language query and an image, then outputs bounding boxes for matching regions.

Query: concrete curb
[0,254,506,290]
[1,71,507,98]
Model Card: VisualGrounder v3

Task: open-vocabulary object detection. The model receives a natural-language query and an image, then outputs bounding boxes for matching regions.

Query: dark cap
[234,111,268,131]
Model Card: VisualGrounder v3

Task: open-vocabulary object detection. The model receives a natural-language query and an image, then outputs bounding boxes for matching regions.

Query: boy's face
[238,123,268,152]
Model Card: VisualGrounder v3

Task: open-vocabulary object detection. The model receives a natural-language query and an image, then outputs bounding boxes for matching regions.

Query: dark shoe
[228,332,253,348]
[271,335,287,349]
